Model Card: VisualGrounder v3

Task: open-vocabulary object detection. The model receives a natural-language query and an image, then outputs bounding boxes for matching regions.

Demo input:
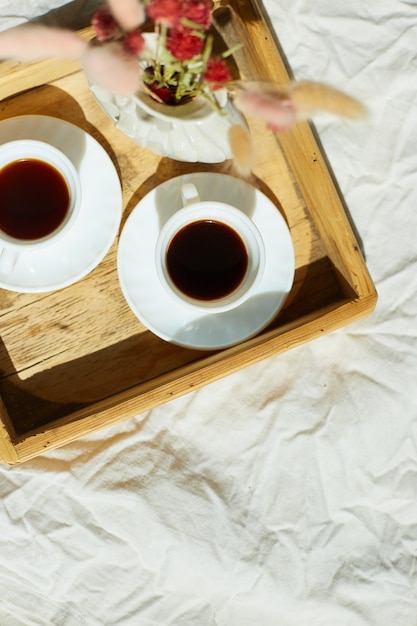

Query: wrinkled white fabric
[1,1,417,625]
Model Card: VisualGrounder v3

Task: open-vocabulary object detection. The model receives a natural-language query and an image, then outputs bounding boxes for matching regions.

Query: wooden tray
[0,0,377,464]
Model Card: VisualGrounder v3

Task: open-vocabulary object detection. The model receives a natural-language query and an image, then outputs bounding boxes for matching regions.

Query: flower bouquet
[0,0,367,172]
[91,0,238,109]
[87,0,249,163]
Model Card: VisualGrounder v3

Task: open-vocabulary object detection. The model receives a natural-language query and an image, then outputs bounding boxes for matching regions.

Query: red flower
[91,6,119,41]
[166,28,204,60]
[203,57,231,88]
[147,0,182,27]
[149,85,176,104]
[181,0,212,30]
[123,29,145,56]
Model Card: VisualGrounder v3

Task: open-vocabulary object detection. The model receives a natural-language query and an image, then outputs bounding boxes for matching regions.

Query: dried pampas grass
[228,124,254,177]
[229,80,367,174]
[0,24,87,61]
[107,0,146,32]
[233,88,297,132]
[82,42,143,96]
[291,80,367,120]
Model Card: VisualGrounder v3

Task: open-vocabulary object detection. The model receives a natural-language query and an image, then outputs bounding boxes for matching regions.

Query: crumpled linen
[1,1,417,625]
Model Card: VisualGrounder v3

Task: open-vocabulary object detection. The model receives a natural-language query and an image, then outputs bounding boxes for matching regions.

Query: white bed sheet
[1,1,417,625]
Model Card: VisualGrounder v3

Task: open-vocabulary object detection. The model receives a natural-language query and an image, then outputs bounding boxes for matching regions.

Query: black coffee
[166,219,248,301]
[0,158,70,240]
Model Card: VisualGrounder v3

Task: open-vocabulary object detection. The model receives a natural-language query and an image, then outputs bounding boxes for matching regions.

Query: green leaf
[180,18,206,30]
[222,43,243,58]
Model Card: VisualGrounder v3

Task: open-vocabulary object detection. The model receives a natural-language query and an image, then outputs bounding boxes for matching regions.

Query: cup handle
[0,247,19,275]
[181,183,200,207]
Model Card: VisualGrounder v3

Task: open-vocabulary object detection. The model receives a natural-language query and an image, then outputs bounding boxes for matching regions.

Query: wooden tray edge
[0,7,377,464]
[0,291,376,465]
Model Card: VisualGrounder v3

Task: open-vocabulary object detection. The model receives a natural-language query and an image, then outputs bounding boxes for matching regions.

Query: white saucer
[117,173,295,350]
[0,115,122,292]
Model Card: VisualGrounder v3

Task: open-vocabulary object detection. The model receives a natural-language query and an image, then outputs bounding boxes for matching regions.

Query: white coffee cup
[0,139,82,275]
[155,183,265,312]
